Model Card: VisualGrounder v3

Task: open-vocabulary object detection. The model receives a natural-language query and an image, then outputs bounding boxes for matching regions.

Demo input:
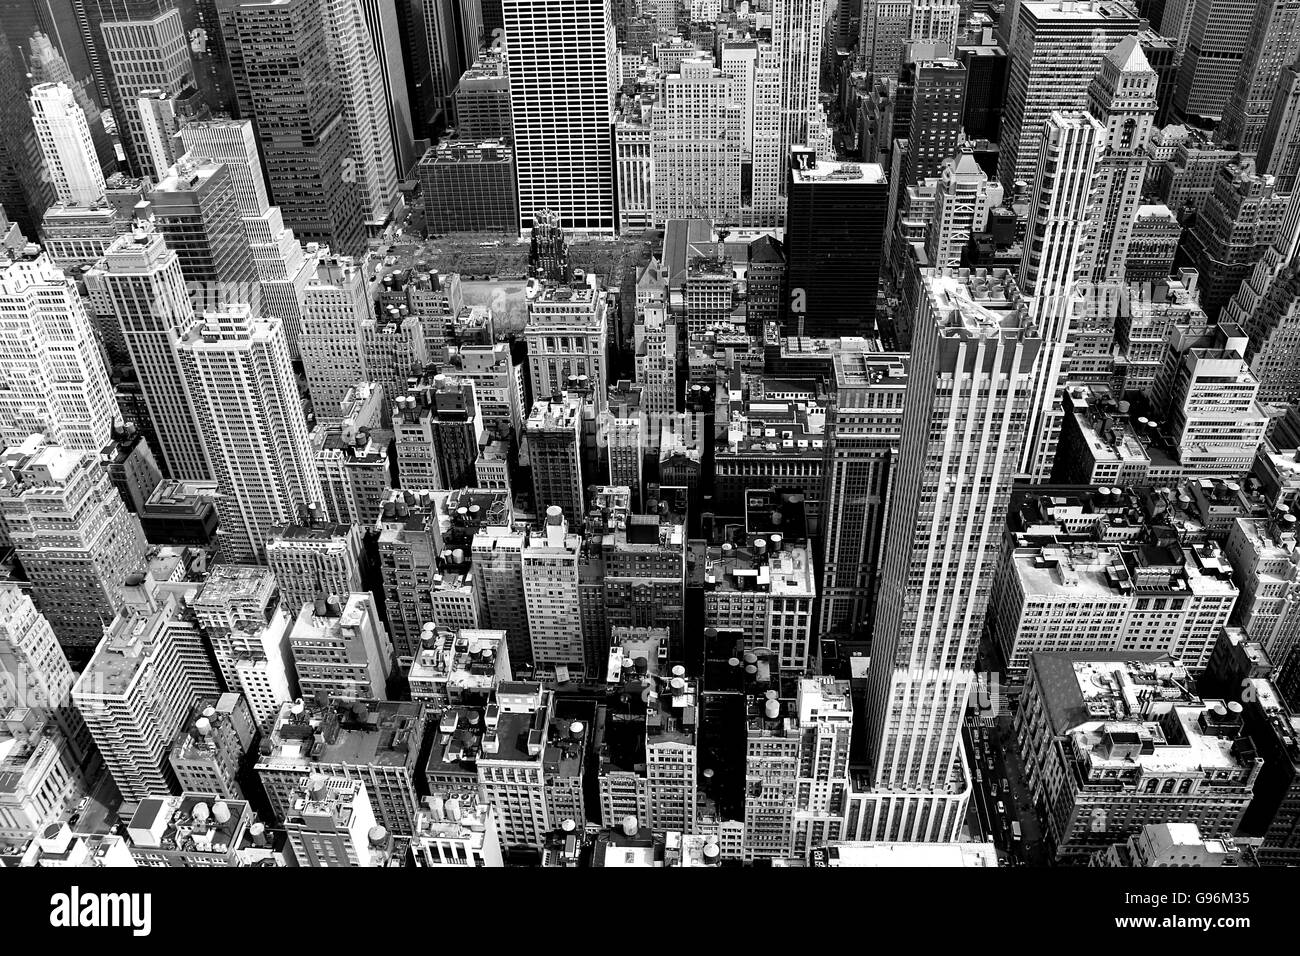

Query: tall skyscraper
[1175,0,1258,122]
[819,346,907,635]
[421,0,484,130]
[357,0,417,176]
[0,250,118,452]
[322,0,400,226]
[178,306,324,562]
[782,150,887,337]
[146,156,261,316]
[300,256,372,423]
[230,0,367,255]
[1018,112,1104,482]
[862,268,1040,841]
[73,593,220,801]
[772,0,827,188]
[652,57,743,225]
[1258,57,1300,191]
[999,0,1140,192]
[1081,38,1157,286]
[0,438,149,657]
[97,3,195,179]
[502,0,616,234]
[177,119,269,217]
[902,58,966,186]
[30,82,106,205]
[87,223,213,481]
[1220,0,1300,151]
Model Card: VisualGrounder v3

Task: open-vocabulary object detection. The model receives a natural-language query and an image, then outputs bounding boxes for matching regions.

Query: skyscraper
[230,0,367,255]
[300,256,372,423]
[525,395,585,527]
[782,150,887,337]
[902,58,966,186]
[177,119,269,217]
[1018,112,1104,482]
[146,156,261,316]
[862,269,1040,840]
[819,346,907,635]
[73,593,220,802]
[1220,0,1300,151]
[87,223,213,481]
[178,306,324,562]
[322,0,400,226]
[97,2,194,179]
[502,0,616,234]
[0,250,118,452]
[1175,0,1258,122]
[998,0,1140,192]
[30,82,106,205]
[522,509,585,678]
[652,57,743,225]
[1258,58,1300,190]
[1081,38,1157,286]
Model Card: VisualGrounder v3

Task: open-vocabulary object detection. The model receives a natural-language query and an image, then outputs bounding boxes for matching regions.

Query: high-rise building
[782,151,887,337]
[791,677,853,858]
[146,156,261,316]
[30,82,106,205]
[1018,112,1105,482]
[998,0,1140,193]
[925,147,1004,269]
[1187,161,1289,319]
[266,518,367,616]
[300,256,371,424]
[282,773,383,866]
[1219,0,1300,151]
[356,0,417,175]
[1258,58,1300,191]
[229,0,367,255]
[525,397,585,527]
[454,49,512,141]
[191,563,296,730]
[0,437,149,657]
[1016,654,1262,862]
[502,0,617,235]
[524,275,609,412]
[819,346,907,635]
[416,140,519,234]
[178,306,324,562]
[473,523,532,669]
[86,224,212,481]
[861,0,910,80]
[73,593,221,802]
[322,0,400,226]
[289,594,393,702]
[522,508,584,678]
[420,0,484,129]
[862,269,1040,840]
[98,4,193,179]
[0,249,118,452]
[167,694,257,799]
[0,586,93,764]
[1175,0,1260,123]
[177,119,269,218]
[1081,38,1157,286]
[652,58,743,225]
[903,59,966,186]
[475,681,558,850]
